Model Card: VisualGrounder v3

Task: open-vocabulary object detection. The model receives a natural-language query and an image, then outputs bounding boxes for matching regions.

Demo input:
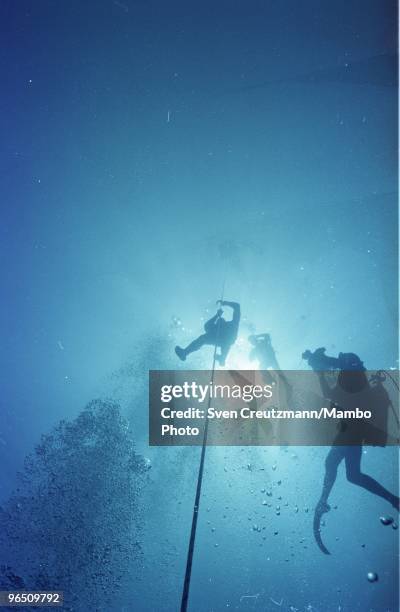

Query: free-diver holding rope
[180,281,226,612]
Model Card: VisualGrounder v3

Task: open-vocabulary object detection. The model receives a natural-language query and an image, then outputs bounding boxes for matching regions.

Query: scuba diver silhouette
[175,300,240,366]
[249,333,293,403]
[248,333,281,369]
[303,348,400,554]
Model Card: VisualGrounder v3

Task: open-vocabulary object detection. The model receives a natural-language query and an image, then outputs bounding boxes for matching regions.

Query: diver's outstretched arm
[219,300,239,309]
[217,300,240,323]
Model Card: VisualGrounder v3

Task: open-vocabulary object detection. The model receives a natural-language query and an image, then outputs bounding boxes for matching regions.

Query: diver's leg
[175,334,212,361]
[216,344,230,366]
[313,446,346,554]
[318,446,346,507]
[345,446,400,510]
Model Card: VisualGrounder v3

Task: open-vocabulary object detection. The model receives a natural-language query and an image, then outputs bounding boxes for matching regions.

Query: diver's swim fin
[313,502,331,555]
[175,346,186,361]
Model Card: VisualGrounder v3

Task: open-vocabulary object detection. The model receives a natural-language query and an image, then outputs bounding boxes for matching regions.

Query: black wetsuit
[314,370,399,554]
[175,301,240,365]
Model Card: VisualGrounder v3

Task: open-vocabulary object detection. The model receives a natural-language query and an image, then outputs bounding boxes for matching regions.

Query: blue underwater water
[0,1,398,611]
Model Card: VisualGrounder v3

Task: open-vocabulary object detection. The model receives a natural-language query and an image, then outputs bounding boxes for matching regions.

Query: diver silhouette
[175,300,240,366]
[248,333,280,369]
[249,333,293,403]
[309,351,400,554]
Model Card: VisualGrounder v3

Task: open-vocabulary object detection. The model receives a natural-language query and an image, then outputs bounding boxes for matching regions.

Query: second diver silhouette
[305,348,400,554]
[249,333,293,404]
[175,300,240,366]
[248,333,281,369]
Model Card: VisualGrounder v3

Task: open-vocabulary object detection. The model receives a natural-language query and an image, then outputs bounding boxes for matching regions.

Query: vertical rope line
[180,279,226,612]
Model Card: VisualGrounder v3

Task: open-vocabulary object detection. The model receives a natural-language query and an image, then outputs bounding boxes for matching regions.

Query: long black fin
[313,508,331,555]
